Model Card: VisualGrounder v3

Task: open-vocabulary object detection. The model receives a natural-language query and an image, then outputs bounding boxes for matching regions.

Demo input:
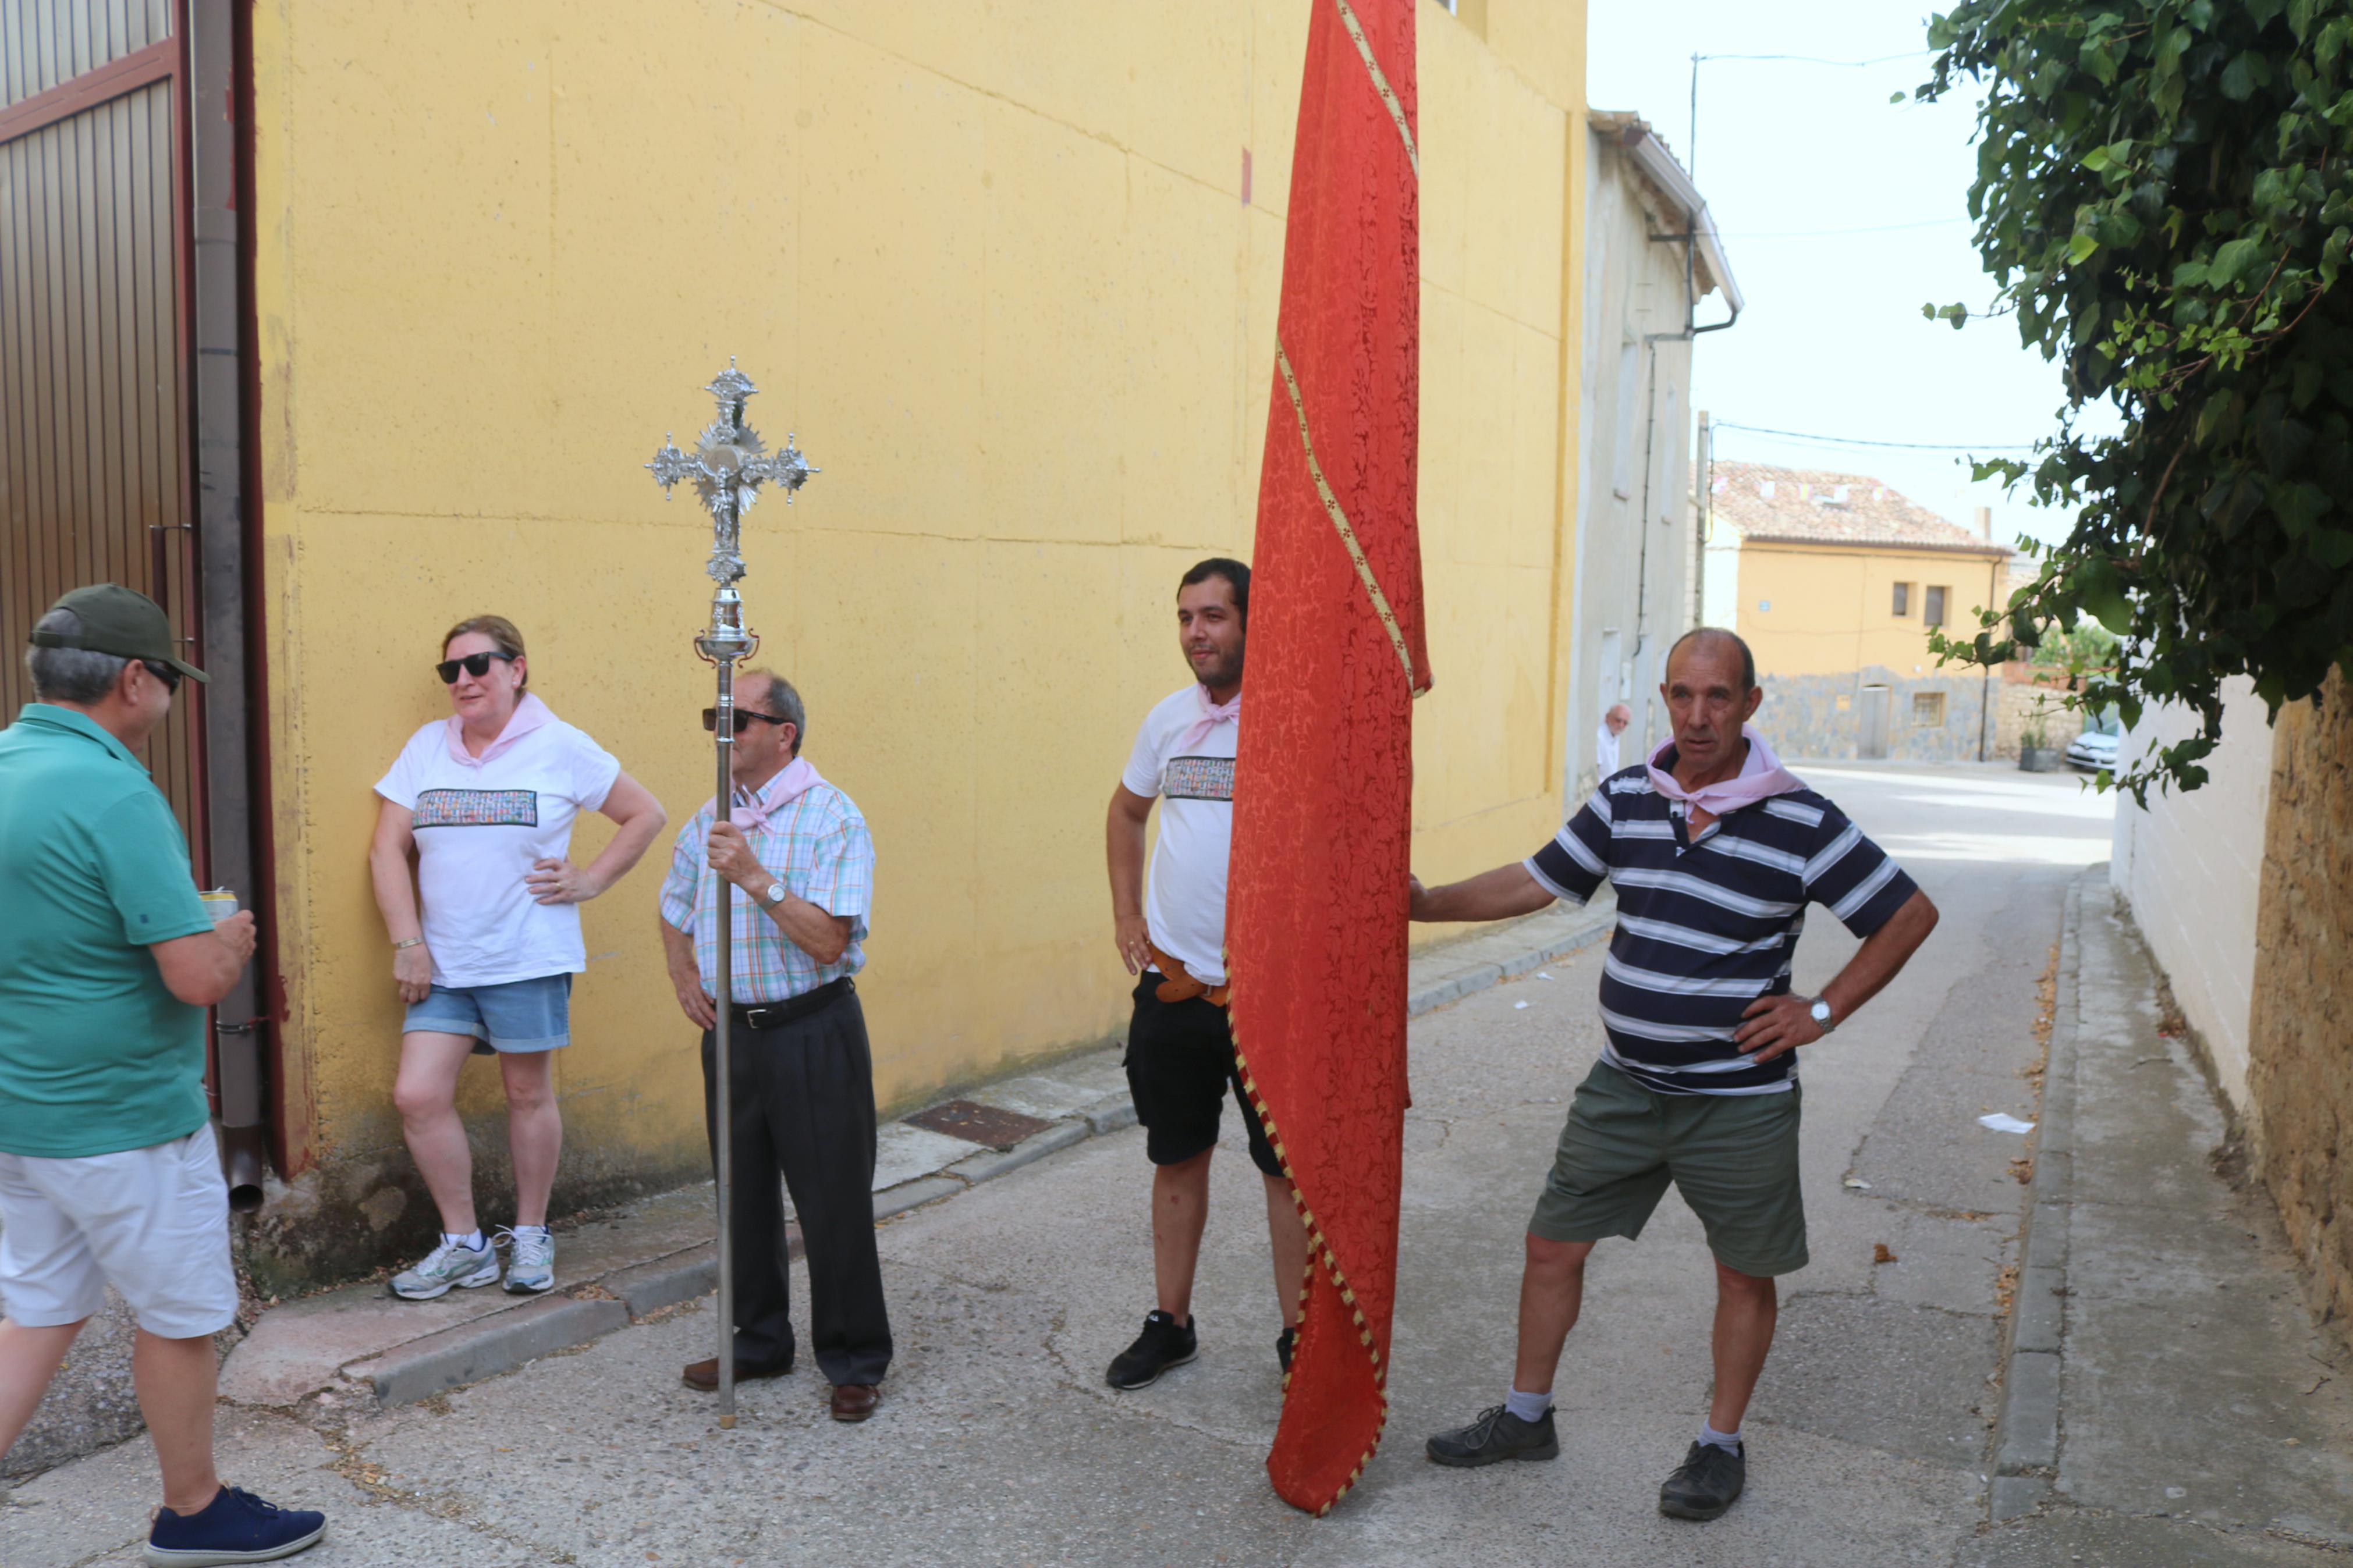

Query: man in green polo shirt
[0,585,326,1563]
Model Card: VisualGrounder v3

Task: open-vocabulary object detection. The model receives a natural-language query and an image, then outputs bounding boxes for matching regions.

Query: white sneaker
[389,1236,501,1300]
[497,1226,555,1295]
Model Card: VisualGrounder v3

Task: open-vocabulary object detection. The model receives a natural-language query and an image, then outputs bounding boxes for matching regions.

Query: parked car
[2065,728,2119,773]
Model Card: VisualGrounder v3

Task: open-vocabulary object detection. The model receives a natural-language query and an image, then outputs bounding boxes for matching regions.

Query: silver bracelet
[392,937,424,951]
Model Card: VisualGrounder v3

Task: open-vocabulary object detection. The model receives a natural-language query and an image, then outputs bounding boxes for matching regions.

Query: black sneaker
[1276,1327,1297,1372]
[1659,1439,1746,1520]
[1425,1404,1560,1467]
[1107,1310,1197,1389]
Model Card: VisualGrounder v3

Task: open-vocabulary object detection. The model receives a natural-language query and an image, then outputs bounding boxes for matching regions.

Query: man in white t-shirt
[1101,559,1311,1392]
[1596,702,1632,777]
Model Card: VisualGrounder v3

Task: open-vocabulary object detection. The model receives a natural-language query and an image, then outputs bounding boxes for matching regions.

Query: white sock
[1504,1387,1553,1423]
[443,1229,485,1251]
[1698,1421,1742,1453]
[511,1224,548,1238]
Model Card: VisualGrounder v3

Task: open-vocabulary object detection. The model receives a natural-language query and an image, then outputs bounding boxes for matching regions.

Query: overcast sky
[1585,1,2109,551]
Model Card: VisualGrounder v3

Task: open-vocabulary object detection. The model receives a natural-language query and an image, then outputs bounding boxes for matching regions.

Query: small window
[1924,585,1949,626]
[1912,691,1946,726]
[1892,582,1911,616]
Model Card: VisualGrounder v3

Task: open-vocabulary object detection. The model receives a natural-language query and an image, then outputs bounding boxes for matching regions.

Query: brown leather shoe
[681,1355,792,1392]
[828,1382,880,1422]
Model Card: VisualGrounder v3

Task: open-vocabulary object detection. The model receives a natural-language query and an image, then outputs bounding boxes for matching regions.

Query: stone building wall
[1761,666,1996,762]
[1993,666,2077,758]
[2246,669,2353,1331]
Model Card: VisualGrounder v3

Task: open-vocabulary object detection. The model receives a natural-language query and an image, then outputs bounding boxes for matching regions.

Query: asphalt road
[9,760,2119,1568]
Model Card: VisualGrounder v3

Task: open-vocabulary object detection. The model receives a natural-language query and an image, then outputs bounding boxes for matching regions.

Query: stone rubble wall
[1993,664,2080,759]
[2247,669,2353,1332]
[1761,666,1995,762]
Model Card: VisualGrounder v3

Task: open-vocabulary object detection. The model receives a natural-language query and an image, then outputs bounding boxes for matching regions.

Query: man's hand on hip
[672,972,718,1030]
[1114,913,1152,976]
[1734,993,1825,1065]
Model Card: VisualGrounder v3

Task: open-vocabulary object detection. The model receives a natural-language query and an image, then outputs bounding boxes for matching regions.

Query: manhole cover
[904,1098,1056,1151]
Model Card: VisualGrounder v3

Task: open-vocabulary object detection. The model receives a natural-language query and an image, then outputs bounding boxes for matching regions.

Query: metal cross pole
[647,360,818,1430]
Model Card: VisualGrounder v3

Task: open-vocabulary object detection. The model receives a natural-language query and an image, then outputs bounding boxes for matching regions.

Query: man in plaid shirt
[658,670,890,1423]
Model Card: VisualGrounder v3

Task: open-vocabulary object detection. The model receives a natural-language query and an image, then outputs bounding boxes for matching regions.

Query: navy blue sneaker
[145,1484,326,1565]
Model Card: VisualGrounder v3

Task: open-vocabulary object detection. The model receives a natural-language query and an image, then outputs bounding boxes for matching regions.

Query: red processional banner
[1225,0,1428,1518]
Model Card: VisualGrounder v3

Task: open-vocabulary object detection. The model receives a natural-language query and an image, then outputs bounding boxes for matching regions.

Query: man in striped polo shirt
[1412,628,1937,1522]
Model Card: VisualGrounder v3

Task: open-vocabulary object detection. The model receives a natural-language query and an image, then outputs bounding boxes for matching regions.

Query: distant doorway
[1858,685,1892,759]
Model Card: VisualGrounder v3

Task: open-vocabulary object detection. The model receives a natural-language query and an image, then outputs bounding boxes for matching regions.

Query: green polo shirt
[0,704,217,1158]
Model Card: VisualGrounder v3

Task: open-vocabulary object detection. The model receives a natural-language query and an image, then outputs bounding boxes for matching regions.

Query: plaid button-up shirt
[658,776,872,1004]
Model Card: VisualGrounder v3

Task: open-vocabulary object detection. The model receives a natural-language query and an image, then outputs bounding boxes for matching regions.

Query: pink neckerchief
[445,692,555,767]
[708,755,828,832]
[1644,725,1807,818]
[1176,684,1240,751]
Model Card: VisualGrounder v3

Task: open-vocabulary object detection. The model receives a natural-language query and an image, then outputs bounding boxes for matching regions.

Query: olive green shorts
[1527,1061,1808,1278]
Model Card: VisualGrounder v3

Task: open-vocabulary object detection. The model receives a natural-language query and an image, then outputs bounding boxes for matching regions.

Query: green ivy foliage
[1917,0,2353,801]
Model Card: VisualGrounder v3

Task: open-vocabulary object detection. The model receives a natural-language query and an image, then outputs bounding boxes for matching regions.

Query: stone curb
[335,906,1619,1410]
[606,1246,719,1320]
[1989,871,2086,1519]
[348,1295,630,1409]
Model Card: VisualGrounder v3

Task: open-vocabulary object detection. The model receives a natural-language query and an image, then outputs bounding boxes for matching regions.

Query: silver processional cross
[647,360,817,1431]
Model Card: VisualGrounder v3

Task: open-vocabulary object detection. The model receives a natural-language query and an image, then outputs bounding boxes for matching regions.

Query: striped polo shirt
[1524,761,1917,1096]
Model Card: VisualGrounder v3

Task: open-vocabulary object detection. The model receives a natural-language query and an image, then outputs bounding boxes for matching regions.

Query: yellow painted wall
[249,1,1588,1214]
[1737,542,2007,680]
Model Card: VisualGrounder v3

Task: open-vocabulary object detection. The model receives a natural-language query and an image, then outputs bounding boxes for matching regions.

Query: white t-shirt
[1596,723,1621,777]
[373,699,622,989]
[1121,686,1238,986]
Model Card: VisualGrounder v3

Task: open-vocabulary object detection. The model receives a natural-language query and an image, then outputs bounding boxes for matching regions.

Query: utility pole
[1694,409,1713,628]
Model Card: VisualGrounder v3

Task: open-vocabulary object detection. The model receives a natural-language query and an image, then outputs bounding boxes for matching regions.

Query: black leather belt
[728,977,854,1033]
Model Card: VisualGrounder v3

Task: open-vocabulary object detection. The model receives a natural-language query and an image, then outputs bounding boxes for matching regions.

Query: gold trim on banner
[1333,0,1418,179]
[1276,344,1425,694]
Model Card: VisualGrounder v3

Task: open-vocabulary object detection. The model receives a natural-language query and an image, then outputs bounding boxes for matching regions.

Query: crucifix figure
[647,360,818,1429]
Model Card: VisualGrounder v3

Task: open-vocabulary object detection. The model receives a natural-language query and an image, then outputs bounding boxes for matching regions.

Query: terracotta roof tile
[1709,461,2011,558]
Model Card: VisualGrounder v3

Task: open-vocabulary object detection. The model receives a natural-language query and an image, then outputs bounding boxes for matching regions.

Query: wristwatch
[1808,996,1839,1034]
[758,881,786,910]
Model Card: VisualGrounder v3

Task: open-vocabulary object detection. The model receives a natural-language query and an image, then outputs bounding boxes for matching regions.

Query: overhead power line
[1697,49,1934,67]
[1713,216,1971,239]
[1712,420,2042,453]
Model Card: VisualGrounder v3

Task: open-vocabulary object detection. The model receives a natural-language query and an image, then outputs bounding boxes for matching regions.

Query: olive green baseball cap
[28,583,208,684]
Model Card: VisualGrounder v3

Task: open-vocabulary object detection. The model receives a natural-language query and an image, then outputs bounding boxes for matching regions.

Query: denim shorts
[402,973,573,1053]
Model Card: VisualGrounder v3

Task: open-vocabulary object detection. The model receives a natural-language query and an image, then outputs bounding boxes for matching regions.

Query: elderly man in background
[659,669,890,1422]
[0,585,327,1563]
[1595,701,1632,778]
[1414,627,1937,1524]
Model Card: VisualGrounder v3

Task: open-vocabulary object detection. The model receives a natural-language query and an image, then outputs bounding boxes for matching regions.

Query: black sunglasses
[702,707,789,734]
[142,660,182,694]
[435,650,517,684]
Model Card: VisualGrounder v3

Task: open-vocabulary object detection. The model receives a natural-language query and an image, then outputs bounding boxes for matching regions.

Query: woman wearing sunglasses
[366,616,667,1300]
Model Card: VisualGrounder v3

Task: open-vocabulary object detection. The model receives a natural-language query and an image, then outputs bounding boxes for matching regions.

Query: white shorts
[0,1123,238,1339]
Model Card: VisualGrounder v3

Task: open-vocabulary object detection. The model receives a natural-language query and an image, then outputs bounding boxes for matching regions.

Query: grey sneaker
[389,1237,501,1300]
[1659,1439,1746,1520]
[497,1226,554,1295]
[1425,1404,1560,1467]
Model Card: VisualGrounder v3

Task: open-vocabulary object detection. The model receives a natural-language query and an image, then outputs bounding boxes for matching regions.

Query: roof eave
[1611,120,1745,315]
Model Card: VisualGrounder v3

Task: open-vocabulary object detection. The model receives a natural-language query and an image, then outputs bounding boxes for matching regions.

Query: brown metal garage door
[1,0,205,861]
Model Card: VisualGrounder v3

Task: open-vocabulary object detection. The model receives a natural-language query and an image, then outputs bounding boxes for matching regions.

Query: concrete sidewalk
[185,898,1619,1420]
[1970,876,2353,1565]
